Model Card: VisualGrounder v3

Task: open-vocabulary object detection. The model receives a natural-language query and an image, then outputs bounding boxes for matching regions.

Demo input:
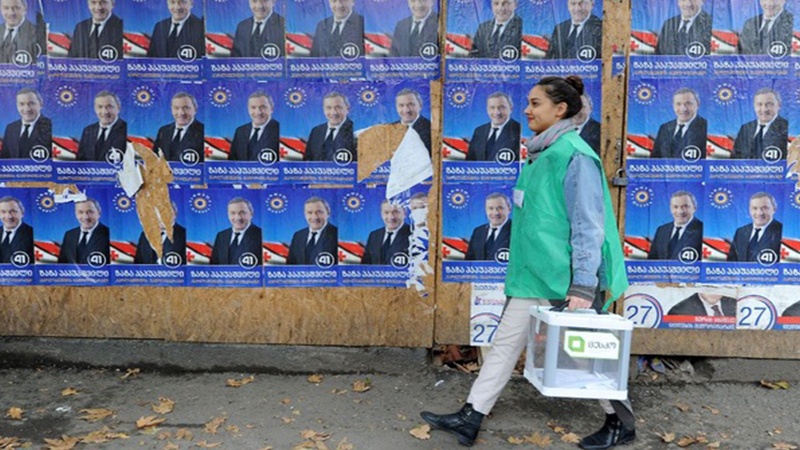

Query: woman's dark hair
[535,75,585,120]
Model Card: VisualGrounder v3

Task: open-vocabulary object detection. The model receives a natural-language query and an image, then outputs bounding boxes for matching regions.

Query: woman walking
[420,75,633,450]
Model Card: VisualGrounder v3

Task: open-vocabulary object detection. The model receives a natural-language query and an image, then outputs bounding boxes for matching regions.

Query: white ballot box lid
[530,306,634,331]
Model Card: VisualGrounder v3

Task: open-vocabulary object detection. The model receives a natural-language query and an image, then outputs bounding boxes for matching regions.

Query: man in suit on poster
[782,301,800,316]
[572,93,600,155]
[232,0,285,58]
[466,192,511,261]
[134,202,186,265]
[0,0,41,63]
[394,88,431,156]
[727,192,782,262]
[77,90,127,162]
[362,200,411,265]
[58,198,110,265]
[545,0,602,59]
[67,0,123,59]
[147,0,205,58]
[655,0,712,55]
[310,0,364,57]
[287,196,338,265]
[0,195,33,264]
[738,0,793,55]
[210,197,262,265]
[668,292,737,316]
[153,92,204,162]
[229,91,280,162]
[304,92,356,162]
[1,87,51,160]
[467,92,520,162]
[733,87,788,160]
[647,190,703,261]
[651,88,707,159]
[469,0,521,58]
[390,0,438,57]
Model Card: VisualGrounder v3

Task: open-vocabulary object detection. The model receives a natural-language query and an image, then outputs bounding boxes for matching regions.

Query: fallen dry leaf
[773,428,784,435]
[307,374,324,384]
[773,443,799,450]
[761,380,791,390]
[675,402,691,412]
[546,420,567,434]
[561,433,581,444]
[121,368,140,380]
[162,443,179,450]
[336,438,354,450]
[195,441,223,448]
[5,408,22,420]
[225,425,239,433]
[0,436,23,449]
[292,442,317,449]
[702,405,720,415]
[281,398,292,405]
[204,417,226,435]
[79,408,114,422]
[136,416,167,429]
[282,417,295,424]
[152,398,176,414]
[524,432,552,447]
[61,388,79,397]
[409,424,431,440]
[657,431,676,443]
[175,428,193,441]
[43,435,80,450]
[300,430,330,441]
[707,442,721,449]
[352,380,371,393]
[80,427,128,444]
[507,435,524,445]
[157,431,172,440]
[225,376,255,388]
[677,436,697,447]
[314,442,330,450]
[260,447,274,450]
[330,389,347,395]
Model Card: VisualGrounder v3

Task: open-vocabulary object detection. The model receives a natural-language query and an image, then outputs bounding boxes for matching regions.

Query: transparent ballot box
[524,306,633,400]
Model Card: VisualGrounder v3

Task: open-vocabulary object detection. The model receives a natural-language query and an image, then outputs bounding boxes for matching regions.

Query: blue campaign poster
[126,80,205,184]
[631,0,713,57]
[262,187,339,286]
[32,186,111,286]
[0,188,35,284]
[108,187,186,286]
[518,0,603,61]
[0,81,53,181]
[780,187,800,284]
[0,0,44,79]
[185,187,263,287]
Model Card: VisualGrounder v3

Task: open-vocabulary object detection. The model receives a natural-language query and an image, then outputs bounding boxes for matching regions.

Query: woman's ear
[556,102,568,119]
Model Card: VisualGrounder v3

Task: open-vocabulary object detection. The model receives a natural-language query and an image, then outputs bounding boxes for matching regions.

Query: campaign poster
[358,79,432,185]
[0,0,44,82]
[278,81,372,185]
[780,186,800,284]
[204,0,285,79]
[0,82,53,181]
[116,0,204,80]
[262,187,339,287]
[204,80,282,184]
[185,188,263,287]
[736,285,799,330]
[108,187,186,286]
[44,0,124,80]
[0,188,35,285]
[441,183,514,283]
[702,181,786,284]
[624,285,737,330]
[338,185,429,287]
[126,81,204,184]
[284,0,366,78]
[32,186,111,286]
[704,78,790,182]
[711,0,798,72]
[625,78,708,181]
[518,0,603,63]
[444,0,522,81]
[470,283,505,346]
[629,0,711,78]
[624,181,703,283]
[361,0,439,78]
[46,81,125,183]
[441,82,523,183]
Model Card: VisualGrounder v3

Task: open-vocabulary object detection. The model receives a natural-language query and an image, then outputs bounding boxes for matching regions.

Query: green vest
[504,131,629,305]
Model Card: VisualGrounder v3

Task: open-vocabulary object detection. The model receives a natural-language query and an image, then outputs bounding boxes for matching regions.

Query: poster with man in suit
[394,87,431,156]
[232,0,285,58]
[467,91,520,162]
[651,87,707,160]
[733,87,788,161]
[655,0,712,56]
[0,87,51,162]
[738,0,793,56]
[153,92,204,164]
[647,190,703,261]
[668,291,737,317]
[465,192,511,261]
[76,90,127,163]
[0,193,33,268]
[544,0,602,60]
[287,196,338,266]
[57,197,110,266]
[229,91,280,163]
[132,198,186,268]
[67,0,123,60]
[727,191,782,263]
[210,197,263,266]
[572,93,600,155]
[146,0,204,59]
[361,200,411,265]
[304,91,356,163]
[387,0,438,58]
[0,0,44,66]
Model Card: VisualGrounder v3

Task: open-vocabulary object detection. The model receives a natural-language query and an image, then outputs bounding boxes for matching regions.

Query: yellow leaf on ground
[409,424,431,440]
[61,388,79,397]
[225,425,239,433]
[43,435,80,450]
[81,429,118,444]
[561,433,581,444]
[330,389,347,395]
[300,430,330,441]
[773,443,799,450]
[707,442,721,449]
[677,436,697,447]
[136,416,166,429]
[157,431,171,440]
[281,398,292,405]
[675,402,691,412]
[761,380,791,390]
[314,441,330,450]
[524,432,552,447]
[336,437,354,450]
[292,442,317,449]
[162,443,179,450]
[507,435,524,444]
[175,428,193,441]
[204,417,226,435]
[352,380,371,393]
[702,405,720,415]
[121,368,140,380]
[152,398,175,415]
[281,417,295,424]
[657,431,676,443]
[307,374,324,384]
[195,441,223,448]
[5,408,23,420]
[78,408,114,422]
[225,376,255,388]
[0,436,23,449]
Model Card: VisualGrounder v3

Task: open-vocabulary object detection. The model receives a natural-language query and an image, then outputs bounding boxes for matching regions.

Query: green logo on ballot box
[564,331,620,360]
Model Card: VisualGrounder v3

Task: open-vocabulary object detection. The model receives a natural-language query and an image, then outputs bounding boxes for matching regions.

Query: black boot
[420,403,484,447]
[579,413,636,450]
